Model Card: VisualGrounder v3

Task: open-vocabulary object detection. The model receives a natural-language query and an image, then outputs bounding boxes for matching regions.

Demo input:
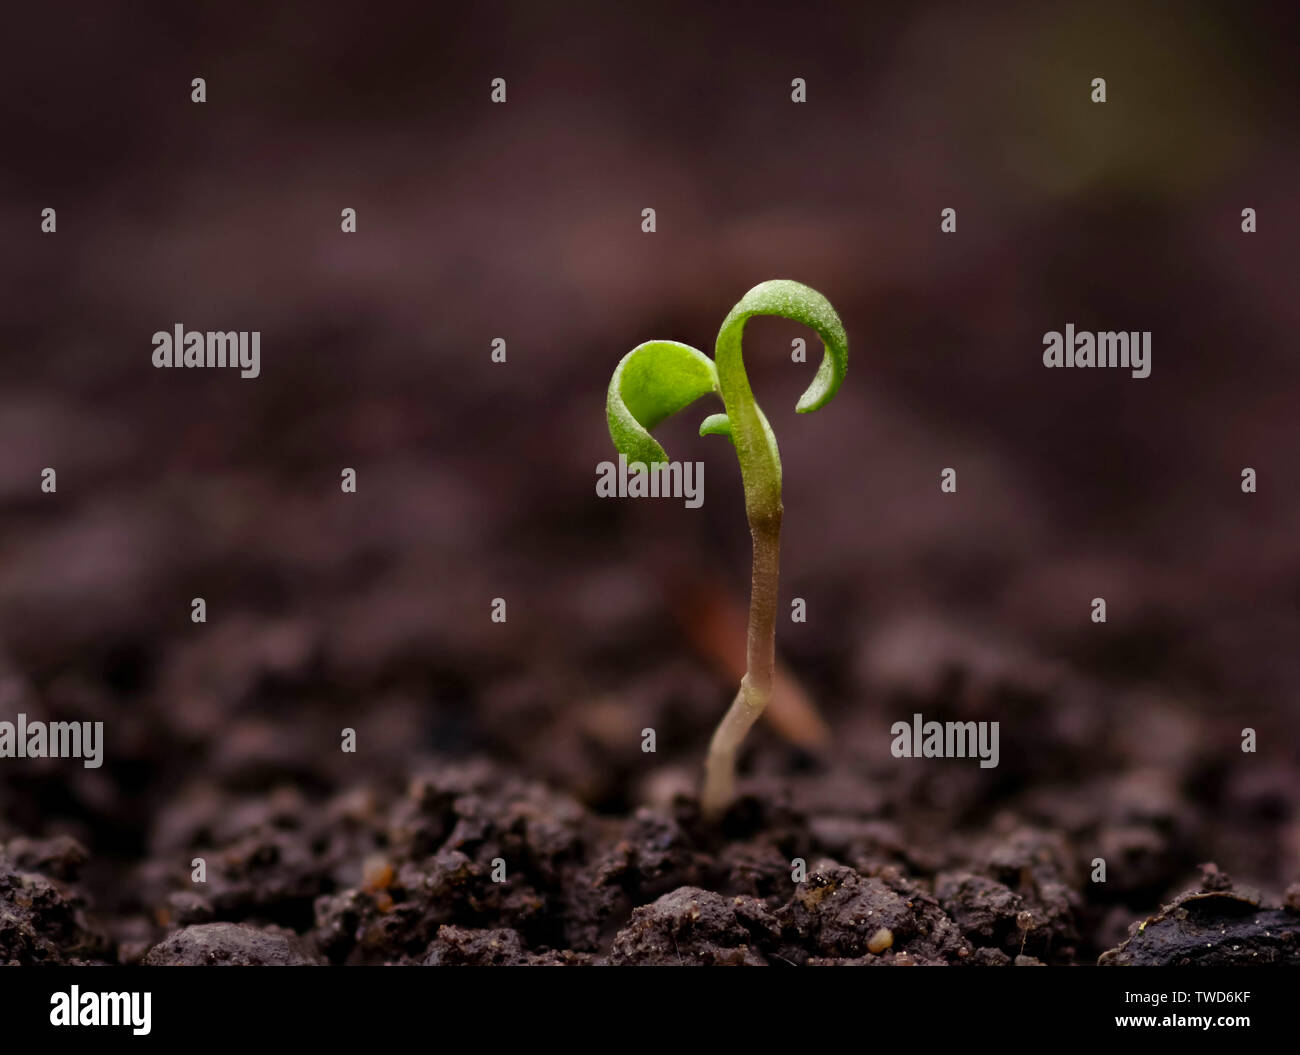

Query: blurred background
[1,0,1298,941]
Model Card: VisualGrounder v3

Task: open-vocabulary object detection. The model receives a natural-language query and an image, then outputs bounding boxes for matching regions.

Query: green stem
[702,457,780,821]
[696,281,847,821]
[701,513,781,820]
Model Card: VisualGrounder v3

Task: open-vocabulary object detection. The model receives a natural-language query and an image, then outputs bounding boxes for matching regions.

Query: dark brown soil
[4,625,1298,966]
[3,440,1299,964]
[2,0,1299,968]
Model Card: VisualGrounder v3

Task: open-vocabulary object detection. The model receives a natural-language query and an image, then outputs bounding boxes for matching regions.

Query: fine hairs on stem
[606,280,848,821]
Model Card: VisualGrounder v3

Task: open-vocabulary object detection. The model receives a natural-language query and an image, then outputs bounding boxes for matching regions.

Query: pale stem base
[700,517,780,821]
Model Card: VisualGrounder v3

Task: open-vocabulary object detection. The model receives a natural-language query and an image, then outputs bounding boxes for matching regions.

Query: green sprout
[606,280,848,820]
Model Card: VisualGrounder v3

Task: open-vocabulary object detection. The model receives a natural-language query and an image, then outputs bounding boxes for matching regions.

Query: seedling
[606,280,848,820]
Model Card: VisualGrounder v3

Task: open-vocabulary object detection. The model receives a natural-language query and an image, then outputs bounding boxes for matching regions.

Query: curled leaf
[716,279,849,414]
[710,280,845,510]
[607,340,719,464]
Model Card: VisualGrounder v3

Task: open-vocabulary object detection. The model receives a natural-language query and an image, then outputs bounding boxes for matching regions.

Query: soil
[3,584,1298,964]
[2,1,1299,970]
